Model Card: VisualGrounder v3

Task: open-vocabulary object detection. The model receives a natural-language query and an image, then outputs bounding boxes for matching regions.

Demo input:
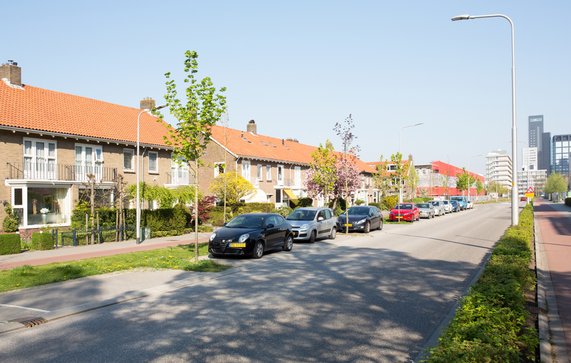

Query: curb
[535,212,570,363]
[0,257,237,335]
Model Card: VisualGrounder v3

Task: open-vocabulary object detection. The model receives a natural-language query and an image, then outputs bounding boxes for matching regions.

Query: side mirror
[266,223,275,229]
[317,216,324,222]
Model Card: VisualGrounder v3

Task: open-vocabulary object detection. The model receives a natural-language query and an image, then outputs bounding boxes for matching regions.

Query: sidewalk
[0,232,211,270]
[534,199,571,363]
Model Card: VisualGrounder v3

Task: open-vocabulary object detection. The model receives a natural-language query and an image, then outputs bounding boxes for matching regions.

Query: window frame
[123,149,135,172]
[148,151,159,174]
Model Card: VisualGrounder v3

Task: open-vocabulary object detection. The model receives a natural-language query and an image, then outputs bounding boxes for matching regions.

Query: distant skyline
[2,1,569,175]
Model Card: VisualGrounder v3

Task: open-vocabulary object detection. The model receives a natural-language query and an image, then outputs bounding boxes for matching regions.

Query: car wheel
[283,235,293,251]
[309,230,316,243]
[378,219,384,230]
[364,222,370,233]
[329,227,337,240]
[252,241,264,259]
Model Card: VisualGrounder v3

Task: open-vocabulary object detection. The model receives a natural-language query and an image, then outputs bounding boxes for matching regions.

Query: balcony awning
[283,188,298,200]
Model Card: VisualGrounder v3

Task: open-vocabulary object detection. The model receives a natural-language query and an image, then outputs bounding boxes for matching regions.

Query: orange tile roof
[210,125,375,173]
[0,81,171,147]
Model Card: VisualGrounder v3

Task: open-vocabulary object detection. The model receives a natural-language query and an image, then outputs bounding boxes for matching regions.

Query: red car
[389,203,420,222]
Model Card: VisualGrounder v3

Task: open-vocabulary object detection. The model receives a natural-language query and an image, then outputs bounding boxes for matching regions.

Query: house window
[76,144,104,181]
[266,165,272,181]
[171,158,189,185]
[242,160,251,181]
[23,138,57,179]
[214,162,225,178]
[123,149,134,171]
[148,151,158,173]
[257,164,263,181]
[277,165,284,184]
[294,166,301,187]
[26,187,70,226]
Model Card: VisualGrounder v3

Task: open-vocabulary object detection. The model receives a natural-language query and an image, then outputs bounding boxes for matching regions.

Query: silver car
[286,207,337,242]
[442,200,452,214]
[430,200,446,216]
[416,203,435,219]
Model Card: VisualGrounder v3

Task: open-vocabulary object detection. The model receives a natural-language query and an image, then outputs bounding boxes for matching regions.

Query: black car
[208,213,294,259]
[449,200,461,212]
[337,206,383,233]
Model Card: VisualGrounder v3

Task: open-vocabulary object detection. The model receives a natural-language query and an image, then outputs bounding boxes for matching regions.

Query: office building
[522,147,538,171]
[486,150,512,191]
[540,132,551,172]
[528,115,544,148]
[552,134,571,176]
[517,169,547,196]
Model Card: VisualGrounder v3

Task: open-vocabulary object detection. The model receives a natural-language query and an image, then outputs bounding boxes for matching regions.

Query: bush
[413,197,432,203]
[381,195,398,210]
[290,197,313,208]
[31,231,54,250]
[236,202,275,214]
[369,202,383,210]
[2,202,20,233]
[0,234,21,255]
[354,199,365,205]
[427,204,537,362]
[565,197,571,207]
[273,206,293,217]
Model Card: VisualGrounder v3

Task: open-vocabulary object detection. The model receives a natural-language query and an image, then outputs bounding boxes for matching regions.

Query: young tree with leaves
[305,140,337,205]
[209,171,255,208]
[544,172,569,200]
[158,50,227,260]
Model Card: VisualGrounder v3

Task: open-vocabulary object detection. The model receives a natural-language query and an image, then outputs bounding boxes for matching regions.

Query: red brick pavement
[535,200,571,355]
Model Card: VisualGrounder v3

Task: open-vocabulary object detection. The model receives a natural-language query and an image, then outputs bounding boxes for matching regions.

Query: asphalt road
[0,203,512,362]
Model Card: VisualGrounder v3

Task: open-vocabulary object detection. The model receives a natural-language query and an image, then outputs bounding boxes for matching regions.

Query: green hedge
[31,232,54,251]
[427,204,537,362]
[0,234,21,255]
[565,197,571,207]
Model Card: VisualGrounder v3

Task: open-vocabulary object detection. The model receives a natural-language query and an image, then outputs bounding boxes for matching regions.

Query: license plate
[343,223,352,227]
[229,242,246,248]
[396,216,403,219]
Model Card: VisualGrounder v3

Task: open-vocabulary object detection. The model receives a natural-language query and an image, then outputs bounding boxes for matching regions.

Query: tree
[209,172,255,207]
[476,179,484,195]
[159,50,227,260]
[544,173,568,198]
[305,140,337,205]
[455,168,473,195]
[486,181,508,197]
[333,114,360,233]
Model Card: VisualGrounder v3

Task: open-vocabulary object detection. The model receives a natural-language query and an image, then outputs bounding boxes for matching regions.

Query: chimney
[247,119,257,134]
[140,97,156,110]
[0,60,22,86]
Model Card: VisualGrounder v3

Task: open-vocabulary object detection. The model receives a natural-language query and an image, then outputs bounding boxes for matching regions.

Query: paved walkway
[0,232,211,270]
[535,199,571,362]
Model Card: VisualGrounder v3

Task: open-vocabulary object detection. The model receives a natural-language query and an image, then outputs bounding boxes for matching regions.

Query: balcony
[7,162,117,183]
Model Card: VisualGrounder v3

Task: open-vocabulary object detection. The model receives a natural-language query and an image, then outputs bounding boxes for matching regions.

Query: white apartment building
[522,147,538,171]
[517,169,547,196]
[486,150,512,190]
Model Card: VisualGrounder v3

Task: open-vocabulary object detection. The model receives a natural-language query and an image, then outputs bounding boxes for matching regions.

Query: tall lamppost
[451,13,518,226]
[136,104,166,244]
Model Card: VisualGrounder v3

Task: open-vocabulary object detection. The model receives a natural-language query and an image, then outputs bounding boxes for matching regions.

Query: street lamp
[451,13,518,226]
[136,104,166,244]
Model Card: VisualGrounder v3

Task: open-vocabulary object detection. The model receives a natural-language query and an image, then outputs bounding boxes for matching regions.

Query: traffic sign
[525,186,534,198]
[526,186,534,194]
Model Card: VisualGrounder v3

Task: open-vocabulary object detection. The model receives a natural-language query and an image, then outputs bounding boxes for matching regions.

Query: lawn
[0,244,230,293]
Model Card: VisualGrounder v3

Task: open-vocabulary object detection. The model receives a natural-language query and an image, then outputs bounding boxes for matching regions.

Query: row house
[201,120,378,207]
[415,161,485,198]
[0,62,187,232]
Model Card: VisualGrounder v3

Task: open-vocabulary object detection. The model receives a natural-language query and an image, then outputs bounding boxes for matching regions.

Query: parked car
[417,203,435,219]
[337,205,383,233]
[286,207,337,242]
[429,200,446,216]
[208,213,294,259]
[449,200,461,212]
[466,200,474,209]
[442,200,452,214]
[389,203,420,222]
[450,196,468,210]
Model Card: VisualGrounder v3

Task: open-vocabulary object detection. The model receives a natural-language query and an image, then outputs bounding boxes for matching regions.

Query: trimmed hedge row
[31,232,54,251]
[427,204,537,362]
[0,234,21,255]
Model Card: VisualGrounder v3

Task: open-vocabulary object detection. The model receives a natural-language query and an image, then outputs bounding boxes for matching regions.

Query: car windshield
[226,214,265,228]
[347,207,370,215]
[443,201,449,204]
[417,203,430,208]
[287,209,317,221]
[396,204,413,210]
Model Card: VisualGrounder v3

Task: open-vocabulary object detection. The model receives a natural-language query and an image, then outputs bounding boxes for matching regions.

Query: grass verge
[426,204,537,362]
[0,244,230,293]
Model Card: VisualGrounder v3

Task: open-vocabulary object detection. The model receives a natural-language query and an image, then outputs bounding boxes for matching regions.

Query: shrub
[0,234,21,255]
[31,231,54,250]
[2,202,20,233]
[381,195,398,210]
[565,197,571,207]
[369,202,383,210]
[427,204,537,362]
[273,206,293,217]
[291,197,313,208]
[354,199,365,205]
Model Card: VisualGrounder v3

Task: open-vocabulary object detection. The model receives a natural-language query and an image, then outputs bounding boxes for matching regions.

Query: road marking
[0,304,50,313]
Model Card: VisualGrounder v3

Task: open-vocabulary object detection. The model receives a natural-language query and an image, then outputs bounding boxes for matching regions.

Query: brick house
[201,120,379,207]
[0,62,187,232]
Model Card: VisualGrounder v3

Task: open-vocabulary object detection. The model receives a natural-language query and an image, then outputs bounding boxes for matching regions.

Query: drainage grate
[9,317,48,328]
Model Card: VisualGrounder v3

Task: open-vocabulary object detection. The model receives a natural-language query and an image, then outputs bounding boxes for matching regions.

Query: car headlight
[238,233,250,243]
[209,233,216,241]
[356,219,366,225]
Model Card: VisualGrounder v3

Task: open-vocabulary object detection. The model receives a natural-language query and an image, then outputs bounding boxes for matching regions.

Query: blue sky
[3,1,570,174]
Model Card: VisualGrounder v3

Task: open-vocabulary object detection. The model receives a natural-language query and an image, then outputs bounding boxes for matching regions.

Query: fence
[52,225,137,248]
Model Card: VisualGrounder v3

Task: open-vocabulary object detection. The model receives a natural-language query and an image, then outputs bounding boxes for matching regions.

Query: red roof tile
[0,81,171,147]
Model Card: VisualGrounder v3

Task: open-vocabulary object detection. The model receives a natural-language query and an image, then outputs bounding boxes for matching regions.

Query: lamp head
[451,14,471,21]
